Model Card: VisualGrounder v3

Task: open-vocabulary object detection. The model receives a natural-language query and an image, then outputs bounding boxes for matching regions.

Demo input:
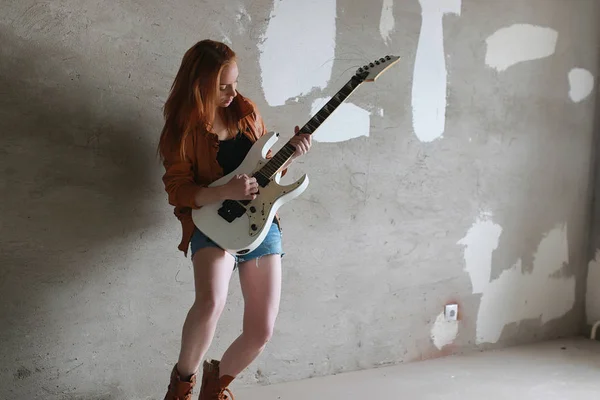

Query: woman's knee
[191,290,227,321]
[245,322,275,347]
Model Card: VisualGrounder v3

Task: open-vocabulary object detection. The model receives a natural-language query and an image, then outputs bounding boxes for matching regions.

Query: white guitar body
[191,131,309,256]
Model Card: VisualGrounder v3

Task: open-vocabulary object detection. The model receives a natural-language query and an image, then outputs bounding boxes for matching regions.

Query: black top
[217,131,253,175]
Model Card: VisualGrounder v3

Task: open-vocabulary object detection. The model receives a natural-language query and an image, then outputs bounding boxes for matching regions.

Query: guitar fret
[317,110,329,120]
[290,80,360,142]
[262,161,280,176]
[257,142,299,179]
[263,164,276,175]
[283,146,295,155]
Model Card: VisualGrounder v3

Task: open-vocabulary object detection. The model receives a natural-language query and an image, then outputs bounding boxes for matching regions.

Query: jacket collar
[230,92,255,119]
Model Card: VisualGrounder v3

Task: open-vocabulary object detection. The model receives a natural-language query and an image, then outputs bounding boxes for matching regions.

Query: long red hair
[158,39,238,161]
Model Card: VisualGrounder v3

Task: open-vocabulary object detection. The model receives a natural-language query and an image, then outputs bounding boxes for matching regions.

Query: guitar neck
[257,75,364,179]
[298,75,364,136]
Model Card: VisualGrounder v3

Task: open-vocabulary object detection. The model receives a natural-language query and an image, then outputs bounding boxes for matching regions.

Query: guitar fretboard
[256,75,365,181]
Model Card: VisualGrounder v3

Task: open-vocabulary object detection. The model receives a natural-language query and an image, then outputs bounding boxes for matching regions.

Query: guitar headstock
[355,55,400,82]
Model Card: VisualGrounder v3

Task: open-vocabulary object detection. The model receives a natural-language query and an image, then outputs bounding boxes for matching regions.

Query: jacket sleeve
[161,143,202,210]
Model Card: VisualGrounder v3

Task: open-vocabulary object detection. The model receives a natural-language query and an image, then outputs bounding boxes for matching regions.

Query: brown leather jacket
[161,93,285,256]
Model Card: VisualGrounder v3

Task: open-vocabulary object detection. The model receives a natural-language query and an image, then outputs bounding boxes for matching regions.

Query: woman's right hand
[222,174,259,200]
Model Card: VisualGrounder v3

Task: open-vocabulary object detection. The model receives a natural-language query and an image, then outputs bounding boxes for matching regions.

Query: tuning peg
[363,65,369,70]
[369,63,374,67]
[380,58,386,63]
[386,55,391,60]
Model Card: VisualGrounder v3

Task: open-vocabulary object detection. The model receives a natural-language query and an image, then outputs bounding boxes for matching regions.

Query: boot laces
[173,388,193,400]
[218,387,234,400]
[168,384,193,400]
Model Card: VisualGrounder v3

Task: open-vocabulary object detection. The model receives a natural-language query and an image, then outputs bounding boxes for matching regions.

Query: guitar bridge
[217,200,247,222]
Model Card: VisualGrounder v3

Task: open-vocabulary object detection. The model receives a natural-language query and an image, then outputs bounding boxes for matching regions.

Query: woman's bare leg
[175,247,236,378]
[218,255,282,377]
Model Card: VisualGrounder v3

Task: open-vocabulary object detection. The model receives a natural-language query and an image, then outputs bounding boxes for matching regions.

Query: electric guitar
[192,55,400,255]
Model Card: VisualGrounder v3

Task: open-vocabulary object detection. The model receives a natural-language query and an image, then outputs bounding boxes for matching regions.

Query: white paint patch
[378,108,384,117]
[236,5,252,34]
[431,311,459,350]
[476,224,575,344]
[220,32,232,45]
[310,97,370,143]
[484,24,558,72]
[457,211,502,294]
[412,0,461,143]
[379,0,395,45]
[258,0,337,106]
[587,250,600,324]
[568,68,595,103]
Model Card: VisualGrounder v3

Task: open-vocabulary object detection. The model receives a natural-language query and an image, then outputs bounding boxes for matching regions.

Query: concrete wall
[586,75,600,331]
[1,0,598,398]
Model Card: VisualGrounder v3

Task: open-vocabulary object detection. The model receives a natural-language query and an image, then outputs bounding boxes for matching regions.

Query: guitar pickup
[217,200,247,223]
[254,173,270,188]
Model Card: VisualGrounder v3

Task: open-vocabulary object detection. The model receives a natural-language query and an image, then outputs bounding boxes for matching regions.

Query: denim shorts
[190,221,284,265]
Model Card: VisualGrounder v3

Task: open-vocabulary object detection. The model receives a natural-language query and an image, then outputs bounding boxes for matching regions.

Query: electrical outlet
[445,304,458,321]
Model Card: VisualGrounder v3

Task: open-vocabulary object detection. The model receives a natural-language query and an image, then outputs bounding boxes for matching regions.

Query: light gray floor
[235,337,600,399]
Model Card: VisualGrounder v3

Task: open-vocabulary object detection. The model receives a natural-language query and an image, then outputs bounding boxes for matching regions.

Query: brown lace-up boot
[164,364,197,400]
[199,359,235,400]
[216,375,235,400]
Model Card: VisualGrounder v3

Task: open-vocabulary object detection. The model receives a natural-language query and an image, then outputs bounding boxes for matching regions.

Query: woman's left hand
[290,126,312,159]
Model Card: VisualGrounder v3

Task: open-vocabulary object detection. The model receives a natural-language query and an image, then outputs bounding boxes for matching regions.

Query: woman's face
[218,62,239,107]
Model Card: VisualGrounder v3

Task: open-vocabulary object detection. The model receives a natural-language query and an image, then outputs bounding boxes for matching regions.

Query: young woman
[158,39,311,400]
